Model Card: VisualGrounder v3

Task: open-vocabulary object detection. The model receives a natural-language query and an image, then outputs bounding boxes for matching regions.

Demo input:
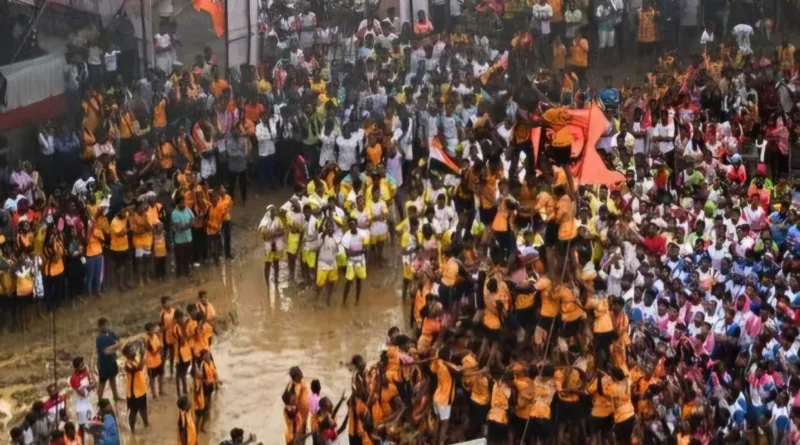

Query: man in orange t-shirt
[491,182,519,260]
[414,11,434,36]
[244,98,265,125]
[205,193,226,262]
[218,187,234,259]
[430,349,455,444]
[110,208,131,291]
[130,203,153,286]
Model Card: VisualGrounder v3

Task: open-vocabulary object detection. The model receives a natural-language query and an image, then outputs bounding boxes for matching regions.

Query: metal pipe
[224,0,230,70]
[246,0,251,65]
[140,0,149,74]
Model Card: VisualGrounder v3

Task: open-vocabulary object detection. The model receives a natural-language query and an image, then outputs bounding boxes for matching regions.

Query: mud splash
[0,193,406,445]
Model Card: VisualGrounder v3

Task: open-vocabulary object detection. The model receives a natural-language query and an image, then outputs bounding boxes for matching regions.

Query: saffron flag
[530,102,625,187]
[193,0,225,37]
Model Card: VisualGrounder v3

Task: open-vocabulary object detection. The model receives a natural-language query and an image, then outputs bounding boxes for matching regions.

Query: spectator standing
[564,1,582,38]
[256,110,279,192]
[95,318,121,402]
[637,0,658,59]
[596,0,617,61]
[612,0,625,60]
[569,28,589,78]
[431,0,446,31]
[414,10,435,36]
[63,54,83,130]
[659,0,680,51]
[449,0,463,31]
[680,0,699,50]
[531,0,554,68]
[550,0,565,37]
[172,196,195,277]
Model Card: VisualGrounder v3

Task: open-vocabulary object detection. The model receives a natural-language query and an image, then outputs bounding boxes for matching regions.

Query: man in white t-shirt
[449,0,463,31]
[256,112,280,190]
[654,110,676,162]
[376,20,397,49]
[103,47,121,87]
[733,23,753,55]
[530,0,553,66]
[341,218,369,305]
[69,357,96,432]
[72,173,95,198]
[316,226,339,305]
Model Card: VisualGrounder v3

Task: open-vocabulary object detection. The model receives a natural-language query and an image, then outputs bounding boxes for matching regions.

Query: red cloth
[291,155,308,186]
[766,118,790,155]
[42,394,66,413]
[727,165,747,184]
[642,235,667,256]
[12,209,36,226]
[70,369,91,391]
[654,168,670,190]
[322,428,337,441]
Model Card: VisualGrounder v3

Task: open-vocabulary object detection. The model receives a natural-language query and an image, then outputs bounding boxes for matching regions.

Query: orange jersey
[145,333,163,369]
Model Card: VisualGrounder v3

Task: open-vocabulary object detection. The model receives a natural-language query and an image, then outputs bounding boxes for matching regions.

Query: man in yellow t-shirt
[534,277,559,350]
[587,371,615,444]
[557,284,585,345]
[131,203,153,286]
[777,38,796,71]
[608,366,636,444]
[206,193,226,262]
[455,332,491,437]
[218,186,234,259]
[529,366,558,442]
[569,29,589,77]
[109,208,131,291]
[430,349,455,444]
[86,207,109,297]
[123,347,149,433]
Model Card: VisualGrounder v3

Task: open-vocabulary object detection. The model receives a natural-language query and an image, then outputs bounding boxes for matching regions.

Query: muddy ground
[0,190,406,444]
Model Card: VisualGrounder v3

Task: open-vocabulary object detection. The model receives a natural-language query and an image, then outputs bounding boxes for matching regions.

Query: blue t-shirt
[98,414,120,445]
[788,225,800,256]
[172,207,195,244]
[724,322,741,338]
[769,211,789,245]
[96,331,119,374]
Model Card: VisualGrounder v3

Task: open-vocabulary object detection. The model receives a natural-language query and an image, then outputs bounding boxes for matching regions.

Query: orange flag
[530,102,625,188]
[193,0,225,37]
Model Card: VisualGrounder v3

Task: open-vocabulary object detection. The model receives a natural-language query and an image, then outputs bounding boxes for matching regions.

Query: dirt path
[0,191,406,445]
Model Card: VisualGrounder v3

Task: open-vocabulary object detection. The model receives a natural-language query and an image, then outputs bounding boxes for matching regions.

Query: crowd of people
[257,1,800,445]
[2,0,800,441]
[6,291,238,445]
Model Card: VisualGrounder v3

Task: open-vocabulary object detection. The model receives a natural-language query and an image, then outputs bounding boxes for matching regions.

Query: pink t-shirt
[309,393,320,414]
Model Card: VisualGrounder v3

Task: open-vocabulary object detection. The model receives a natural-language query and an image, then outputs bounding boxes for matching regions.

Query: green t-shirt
[683,170,704,188]
[171,207,195,244]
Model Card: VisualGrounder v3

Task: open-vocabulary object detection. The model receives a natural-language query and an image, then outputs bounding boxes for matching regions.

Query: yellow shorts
[360,232,372,246]
[336,251,347,268]
[264,250,285,263]
[287,233,301,255]
[371,233,387,243]
[441,231,452,250]
[403,263,414,280]
[345,264,367,281]
[316,267,338,287]
[302,250,317,268]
